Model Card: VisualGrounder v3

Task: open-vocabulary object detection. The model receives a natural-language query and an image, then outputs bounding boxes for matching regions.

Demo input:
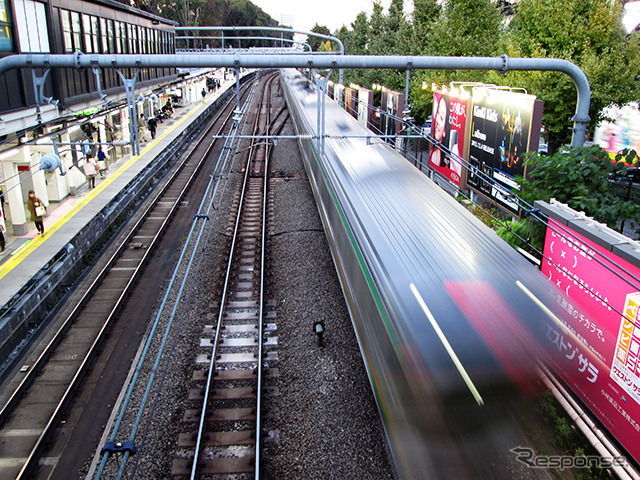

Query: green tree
[523,147,639,229]
[349,12,369,55]
[498,145,640,253]
[307,24,332,51]
[506,0,640,154]
[386,0,406,52]
[498,147,640,253]
[411,0,441,55]
[430,0,502,57]
[409,0,502,123]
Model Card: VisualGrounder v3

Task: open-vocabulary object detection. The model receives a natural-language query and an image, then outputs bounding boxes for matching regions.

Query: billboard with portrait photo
[428,91,470,187]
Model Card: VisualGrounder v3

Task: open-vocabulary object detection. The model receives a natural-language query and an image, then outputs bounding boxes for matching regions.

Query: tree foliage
[505,0,640,153]
[132,0,283,48]
[307,24,332,52]
[331,0,640,140]
[520,146,638,230]
[497,146,640,253]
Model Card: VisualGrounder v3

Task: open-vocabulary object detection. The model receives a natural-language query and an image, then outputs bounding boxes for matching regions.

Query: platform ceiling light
[36,136,55,145]
[0,149,17,161]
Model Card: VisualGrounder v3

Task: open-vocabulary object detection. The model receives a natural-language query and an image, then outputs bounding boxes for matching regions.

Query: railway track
[0,78,254,480]
[171,72,285,479]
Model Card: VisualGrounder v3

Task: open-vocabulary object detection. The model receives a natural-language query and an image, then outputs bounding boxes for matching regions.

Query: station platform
[0,71,248,357]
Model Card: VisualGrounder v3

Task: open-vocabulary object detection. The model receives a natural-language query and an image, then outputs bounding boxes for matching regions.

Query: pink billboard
[428,92,470,187]
[542,218,640,462]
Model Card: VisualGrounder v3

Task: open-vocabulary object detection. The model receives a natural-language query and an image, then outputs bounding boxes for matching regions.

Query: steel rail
[1,85,243,480]
[94,81,257,479]
[0,53,590,147]
[254,73,275,480]
[191,71,275,480]
[180,79,258,479]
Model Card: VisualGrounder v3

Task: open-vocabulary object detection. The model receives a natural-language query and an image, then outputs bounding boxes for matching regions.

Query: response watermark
[510,447,627,470]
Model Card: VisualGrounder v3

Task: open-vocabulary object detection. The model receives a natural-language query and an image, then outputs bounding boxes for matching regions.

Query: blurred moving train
[281,68,590,479]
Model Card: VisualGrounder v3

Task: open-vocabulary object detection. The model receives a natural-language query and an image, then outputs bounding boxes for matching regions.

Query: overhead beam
[0,53,591,147]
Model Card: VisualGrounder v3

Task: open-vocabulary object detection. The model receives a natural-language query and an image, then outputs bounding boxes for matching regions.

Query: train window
[0,0,15,52]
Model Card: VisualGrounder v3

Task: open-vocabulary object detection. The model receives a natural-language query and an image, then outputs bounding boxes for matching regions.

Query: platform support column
[2,159,27,234]
[116,69,140,156]
[60,132,81,196]
[235,67,240,112]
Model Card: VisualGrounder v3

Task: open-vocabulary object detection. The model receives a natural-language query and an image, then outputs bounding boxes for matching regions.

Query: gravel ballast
[83,74,395,480]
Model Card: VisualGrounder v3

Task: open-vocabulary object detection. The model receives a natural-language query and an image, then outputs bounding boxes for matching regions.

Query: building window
[14,0,49,52]
[115,21,123,53]
[71,12,81,52]
[107,19,115,53]
[91,16,99,51]
[100,17,107,52]
[82,14,99,53]
[127,23,133,53]
[0,0,14,51]
[61,9,82,53]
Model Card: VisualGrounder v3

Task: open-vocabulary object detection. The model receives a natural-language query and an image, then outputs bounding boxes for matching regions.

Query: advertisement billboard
[541,215,640,463]
[467,89,542,213]
[344,87,358,119]
[428,91,470,187]
[594,103,640,162]
[357,88,373,128]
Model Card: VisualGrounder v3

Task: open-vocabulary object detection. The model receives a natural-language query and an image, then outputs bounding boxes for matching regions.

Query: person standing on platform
[0,210,6,252]
[201,88,206,100]
[148,117,158,139]
[138,114,147,144]
[83,155,98,189]
[27,190,45,236]
[97,146,108,178]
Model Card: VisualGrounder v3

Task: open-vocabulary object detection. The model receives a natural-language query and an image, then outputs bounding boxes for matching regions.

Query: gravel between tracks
[261,107,394,480]
[85,75,394,480]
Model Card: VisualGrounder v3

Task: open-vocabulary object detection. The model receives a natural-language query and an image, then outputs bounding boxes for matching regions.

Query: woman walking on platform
[27,190,45,235]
